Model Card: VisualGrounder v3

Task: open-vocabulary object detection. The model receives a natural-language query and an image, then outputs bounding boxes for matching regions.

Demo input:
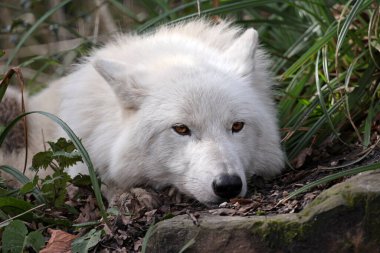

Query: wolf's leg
[0,87,26,153]
[167,186,191,204]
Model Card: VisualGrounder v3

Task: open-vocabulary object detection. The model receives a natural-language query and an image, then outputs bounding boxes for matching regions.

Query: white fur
[1,19,284,203]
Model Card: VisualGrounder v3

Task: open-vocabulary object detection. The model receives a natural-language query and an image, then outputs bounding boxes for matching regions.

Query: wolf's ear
[224,28,258,76]
[93,59,146,110]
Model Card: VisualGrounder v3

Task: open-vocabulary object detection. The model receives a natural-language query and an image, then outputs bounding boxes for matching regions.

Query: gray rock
[145,171,380,253]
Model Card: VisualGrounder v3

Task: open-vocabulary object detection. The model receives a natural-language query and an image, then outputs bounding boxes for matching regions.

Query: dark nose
[212,174,242,199]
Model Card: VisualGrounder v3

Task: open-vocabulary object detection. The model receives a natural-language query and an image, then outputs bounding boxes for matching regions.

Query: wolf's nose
[212,174,242,199]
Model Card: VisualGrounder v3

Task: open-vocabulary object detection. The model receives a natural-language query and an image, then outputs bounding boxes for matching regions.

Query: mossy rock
[145,171,380,253]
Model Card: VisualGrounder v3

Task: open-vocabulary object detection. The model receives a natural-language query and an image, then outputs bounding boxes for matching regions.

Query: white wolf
[1,19,284,204]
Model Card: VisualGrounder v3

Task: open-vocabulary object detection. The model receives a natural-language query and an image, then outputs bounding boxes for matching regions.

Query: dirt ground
[91,144,380,252]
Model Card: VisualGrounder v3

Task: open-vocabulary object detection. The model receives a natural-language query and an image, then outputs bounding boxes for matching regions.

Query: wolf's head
[92,20,284,204]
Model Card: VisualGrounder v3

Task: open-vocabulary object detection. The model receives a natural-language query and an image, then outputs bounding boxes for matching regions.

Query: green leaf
[25,231,45,252]
[72,174,92,187]
[71,229,102,253]
[0,111,108,224]
[32,151,53,170]
[41,170,70,207]
[0,166,44,203]
[2,220,44,253]
[19,181,36,194]
[31,138,83,170]
[0,197,34,220]
[48,137,76,153]
[52,150,83,169]
[2,220,28,253]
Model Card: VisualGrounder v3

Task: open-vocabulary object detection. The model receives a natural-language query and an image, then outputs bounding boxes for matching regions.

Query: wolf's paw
[109,187,162,214]
[129,187,162,210]
[167,187,191,204]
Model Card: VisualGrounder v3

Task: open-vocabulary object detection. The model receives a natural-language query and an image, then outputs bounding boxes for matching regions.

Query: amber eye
[172,124,191,136]
[231,122,245,133]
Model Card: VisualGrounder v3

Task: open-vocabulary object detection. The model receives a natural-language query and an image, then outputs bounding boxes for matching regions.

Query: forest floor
[89,144,380,252]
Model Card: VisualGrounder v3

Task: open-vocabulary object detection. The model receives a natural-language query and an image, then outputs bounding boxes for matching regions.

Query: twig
[0,204,45,227]
[319,138,380,171]
[196,0,201,16]
[2,38,86,59]
[186,210,199,226]
[0,67,29,174]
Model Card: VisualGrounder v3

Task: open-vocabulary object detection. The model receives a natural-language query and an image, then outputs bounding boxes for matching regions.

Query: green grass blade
[344,55,363,143]
[272,23,318,73]
[179,238,196,253]
[0,165,44,204]
[280,162,380,204]
[282,23,337,79]
[137,0,283,33]
[5,0,72,69]
[336,0,371,55]
[0,165,30,184]
[166,0,284,27]
[108,0,140,22]
[0,83,7,103]
[72,220,101,228]
[141,223,156,253]
[314,50,344,144]
[287,99,344,159]
[321,45,330,83]
[368,6,380,68]
[363,84,380,147]
[137,0,205,33]
[278,64,312,123]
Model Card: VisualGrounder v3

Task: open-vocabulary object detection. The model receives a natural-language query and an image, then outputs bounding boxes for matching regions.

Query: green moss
[300,209,310,217]
[363,194,380,243]
[341,191,356,208]
[255,210,266,216]
[251,220,306,248]
[252,220,264,229]
[305,194,329,208]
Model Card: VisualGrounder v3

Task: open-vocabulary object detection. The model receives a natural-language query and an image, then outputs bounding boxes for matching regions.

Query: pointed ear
[93,59,146,110]
[224,28,259,76]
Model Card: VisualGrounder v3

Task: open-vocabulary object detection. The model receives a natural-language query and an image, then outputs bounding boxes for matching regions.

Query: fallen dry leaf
[75,195,99,224]
[40,229,78,253]
[133,238,143,252]
[292,147,313,168]
[229,197,253,205]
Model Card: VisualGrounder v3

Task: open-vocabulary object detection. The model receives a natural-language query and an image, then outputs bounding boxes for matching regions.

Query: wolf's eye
[172,124,191,136]
[231,122,245,133]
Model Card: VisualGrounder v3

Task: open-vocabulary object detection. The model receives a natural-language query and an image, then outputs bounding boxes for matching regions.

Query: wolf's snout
[212,174,242,199]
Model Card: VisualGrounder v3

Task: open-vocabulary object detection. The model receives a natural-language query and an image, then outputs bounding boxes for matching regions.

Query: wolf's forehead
[157,82,256,125]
